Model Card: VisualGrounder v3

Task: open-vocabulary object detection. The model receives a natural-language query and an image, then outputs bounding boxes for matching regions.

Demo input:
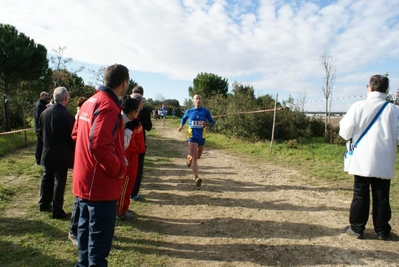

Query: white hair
[53,87,69,102]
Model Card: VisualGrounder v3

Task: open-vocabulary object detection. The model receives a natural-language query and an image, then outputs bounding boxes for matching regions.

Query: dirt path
[139,120,399,267]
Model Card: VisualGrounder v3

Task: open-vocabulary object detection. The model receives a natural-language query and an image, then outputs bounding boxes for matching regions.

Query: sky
[1,0,399,112]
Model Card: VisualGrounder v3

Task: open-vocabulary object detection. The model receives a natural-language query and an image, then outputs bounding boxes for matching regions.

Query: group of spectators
[32,69,398,265]
[33,64,152,267]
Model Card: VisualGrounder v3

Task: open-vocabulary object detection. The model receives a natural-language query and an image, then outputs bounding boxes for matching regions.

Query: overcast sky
[1,0,399,111]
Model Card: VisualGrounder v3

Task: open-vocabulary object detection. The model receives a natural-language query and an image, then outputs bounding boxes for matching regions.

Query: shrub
[285,139,299,149]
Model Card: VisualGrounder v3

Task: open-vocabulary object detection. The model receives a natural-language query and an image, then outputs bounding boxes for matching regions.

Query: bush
[285,139,299,149]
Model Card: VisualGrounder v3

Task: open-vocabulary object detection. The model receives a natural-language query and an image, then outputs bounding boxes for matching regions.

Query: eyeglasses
[366,85,370,89]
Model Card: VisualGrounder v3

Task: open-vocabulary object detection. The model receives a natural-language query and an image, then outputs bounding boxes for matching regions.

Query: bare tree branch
[320,52,337,137]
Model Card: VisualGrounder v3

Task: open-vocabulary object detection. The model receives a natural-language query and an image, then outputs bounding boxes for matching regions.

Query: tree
[231,82,255,99]
[0,24,48,131]
[155,93,165,103]
[183,98,193,108]
[282,94,295,110]
[128,79,139,93]
[257,94,280,109]
[49,47,84,88]
[88,66,106,87]
[320,52,337,136]
[296,89,308,112]
[189,72,229,99]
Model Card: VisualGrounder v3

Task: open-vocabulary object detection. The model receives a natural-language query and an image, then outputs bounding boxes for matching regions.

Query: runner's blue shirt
[181,107,215,139]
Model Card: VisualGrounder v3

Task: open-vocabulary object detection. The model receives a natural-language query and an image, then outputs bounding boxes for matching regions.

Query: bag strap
[354,101,388,148]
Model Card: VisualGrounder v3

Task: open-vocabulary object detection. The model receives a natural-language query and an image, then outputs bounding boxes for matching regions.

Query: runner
[177,94,214,186]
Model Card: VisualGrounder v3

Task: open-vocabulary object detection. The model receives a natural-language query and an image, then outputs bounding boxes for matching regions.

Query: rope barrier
[213,107,285,118]
[0,128,34,136]
[307,95,367,104]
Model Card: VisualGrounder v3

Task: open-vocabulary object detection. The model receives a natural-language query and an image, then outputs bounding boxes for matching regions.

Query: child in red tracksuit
[117,95,146,220]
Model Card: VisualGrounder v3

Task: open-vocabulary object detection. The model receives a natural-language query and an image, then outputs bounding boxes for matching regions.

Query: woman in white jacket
[339,74,399,241]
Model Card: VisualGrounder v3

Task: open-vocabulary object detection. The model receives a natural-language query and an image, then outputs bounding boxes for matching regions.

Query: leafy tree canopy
[0,24,48,131]
[189,72,229,99]
[0,24,48,83]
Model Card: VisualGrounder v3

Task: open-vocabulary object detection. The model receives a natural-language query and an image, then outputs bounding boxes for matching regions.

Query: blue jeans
[75,199,117,267]
[69,197,79,237]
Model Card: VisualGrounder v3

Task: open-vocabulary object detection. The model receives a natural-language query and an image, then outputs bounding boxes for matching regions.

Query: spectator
[38,87,75,219]
[130,86,152,201]
[75,96,88,120]
[339,74,399,241]
[117,94,145,220]
[72,64,129,266]
[33,91,50,165]
[68,95,89,247]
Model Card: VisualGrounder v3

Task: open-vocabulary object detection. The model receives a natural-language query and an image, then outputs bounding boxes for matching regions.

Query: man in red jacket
[72,64,129,267]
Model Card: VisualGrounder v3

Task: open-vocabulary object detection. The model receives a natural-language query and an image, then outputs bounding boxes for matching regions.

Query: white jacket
[339,92,399,179]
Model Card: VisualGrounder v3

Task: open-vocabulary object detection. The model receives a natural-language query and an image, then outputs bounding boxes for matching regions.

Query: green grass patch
[204,132,399,212]
[0,130,36,157]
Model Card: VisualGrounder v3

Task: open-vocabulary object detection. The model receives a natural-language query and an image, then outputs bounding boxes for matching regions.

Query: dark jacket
[34,99,47,132]
[40,103,75,169]
[139,106,152,141]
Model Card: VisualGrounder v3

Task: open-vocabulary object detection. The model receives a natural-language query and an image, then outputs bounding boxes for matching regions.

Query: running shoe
[195,177,202,187]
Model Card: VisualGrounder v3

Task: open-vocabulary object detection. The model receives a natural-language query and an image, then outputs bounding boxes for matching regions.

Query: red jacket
[125,119,146,163]
[72,86,127,201]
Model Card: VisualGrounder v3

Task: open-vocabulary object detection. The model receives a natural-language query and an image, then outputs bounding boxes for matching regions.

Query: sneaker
[377,234,390,241]
[117,211,138,221]
[344,225,364,239]
[194,177,202,187]
[186,155,193,168]
[132,194,142,201]
[68,232,78,247]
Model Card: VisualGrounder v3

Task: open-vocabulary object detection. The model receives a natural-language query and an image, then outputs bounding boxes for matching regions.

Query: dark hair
[369,74,389,93]
[76,97,88,107]
[132,85,144,95]
[122,95,139,114]
[104,64,129,89]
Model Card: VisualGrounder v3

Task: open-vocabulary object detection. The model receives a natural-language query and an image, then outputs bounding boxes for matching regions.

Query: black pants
[131,152,145,197]
[38,165,68,217]
[35,132,43,164]
[349,175,391,236]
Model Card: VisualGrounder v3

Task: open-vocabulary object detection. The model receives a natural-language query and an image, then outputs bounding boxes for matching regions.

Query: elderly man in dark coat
[38,87,75,219]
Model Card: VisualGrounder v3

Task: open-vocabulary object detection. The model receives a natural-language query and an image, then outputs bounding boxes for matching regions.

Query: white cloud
[1,0,399,110]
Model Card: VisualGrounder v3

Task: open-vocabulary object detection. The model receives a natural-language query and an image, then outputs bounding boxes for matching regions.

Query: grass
[0,130,36,157]
[1,120,399,266]
[0,129,175,267]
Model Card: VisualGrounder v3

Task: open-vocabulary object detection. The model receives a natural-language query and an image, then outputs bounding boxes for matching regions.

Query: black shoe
[39,205,52,212]
[52,211,71,219]
[345,225,364,239]
[377,234,390,241]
